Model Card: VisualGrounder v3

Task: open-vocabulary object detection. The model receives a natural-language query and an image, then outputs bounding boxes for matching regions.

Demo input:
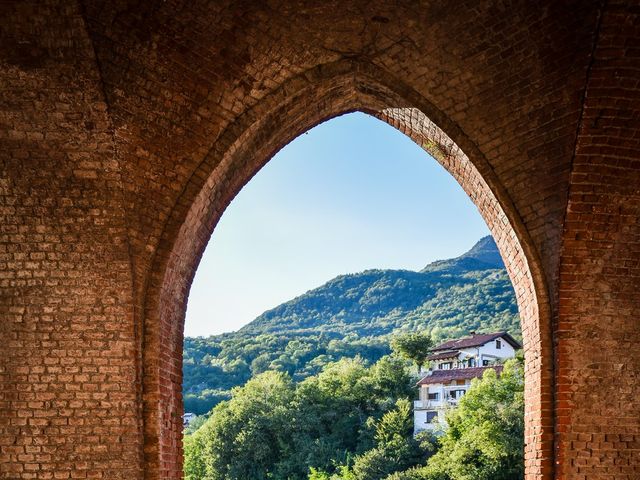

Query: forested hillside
[183,237,521,414]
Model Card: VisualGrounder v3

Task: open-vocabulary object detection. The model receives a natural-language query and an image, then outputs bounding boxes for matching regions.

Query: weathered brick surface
[1,1,639,479]
[0,2,140,479]
[556,2,640,477]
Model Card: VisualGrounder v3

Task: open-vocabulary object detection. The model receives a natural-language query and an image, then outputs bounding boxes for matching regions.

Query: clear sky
[184,112,490,337]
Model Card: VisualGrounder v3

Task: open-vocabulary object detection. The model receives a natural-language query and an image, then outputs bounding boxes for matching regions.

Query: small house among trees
[414,331,521,434]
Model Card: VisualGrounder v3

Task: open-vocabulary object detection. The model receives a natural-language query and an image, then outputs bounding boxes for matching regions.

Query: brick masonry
[1,1,639,479]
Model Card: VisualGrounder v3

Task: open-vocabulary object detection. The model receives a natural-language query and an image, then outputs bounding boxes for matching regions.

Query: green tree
[185,356,417,479]
[199,371,295,479]
[183,424,208,480]
[251,352,273,375]
[390,333,433,372]
[339,399,437,480]
[308,467,331,480]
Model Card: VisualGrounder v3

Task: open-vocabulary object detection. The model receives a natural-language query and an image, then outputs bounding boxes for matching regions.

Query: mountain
[183,236,520,415]
[242,236,514,337]
[421,235,504,273]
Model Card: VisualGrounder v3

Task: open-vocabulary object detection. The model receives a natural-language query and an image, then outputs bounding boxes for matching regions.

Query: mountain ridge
[241,236,508,336]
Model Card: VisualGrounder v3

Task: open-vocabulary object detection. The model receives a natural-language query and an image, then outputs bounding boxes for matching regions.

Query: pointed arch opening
[140,60,554,479]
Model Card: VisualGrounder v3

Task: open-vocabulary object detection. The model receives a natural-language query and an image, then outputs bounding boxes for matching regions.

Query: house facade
[414,332,521,434]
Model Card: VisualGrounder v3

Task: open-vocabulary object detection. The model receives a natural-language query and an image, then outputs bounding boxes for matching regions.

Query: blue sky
[185,112,489,337]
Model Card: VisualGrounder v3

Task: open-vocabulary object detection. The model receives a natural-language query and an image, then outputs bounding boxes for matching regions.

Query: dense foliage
[183,237,521,414]
[183,355,418,479]
[184,333,390,414]
[184,355,525,480]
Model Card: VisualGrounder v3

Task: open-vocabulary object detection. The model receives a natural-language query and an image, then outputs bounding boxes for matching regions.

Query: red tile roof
[426,351,459,361]
[416,365,503,385]
[431,332,521,352]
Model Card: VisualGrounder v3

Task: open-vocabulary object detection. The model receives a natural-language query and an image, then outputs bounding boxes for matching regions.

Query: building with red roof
[414,331,520,434]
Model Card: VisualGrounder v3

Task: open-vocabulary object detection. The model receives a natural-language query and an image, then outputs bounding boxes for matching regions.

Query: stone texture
[1,1,639,479]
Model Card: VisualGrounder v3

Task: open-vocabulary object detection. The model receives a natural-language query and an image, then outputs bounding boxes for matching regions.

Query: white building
[414,331,521,434]
[183,412,196,428]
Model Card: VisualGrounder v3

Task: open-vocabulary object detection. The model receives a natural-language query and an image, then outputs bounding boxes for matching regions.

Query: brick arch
[142,60,553,479]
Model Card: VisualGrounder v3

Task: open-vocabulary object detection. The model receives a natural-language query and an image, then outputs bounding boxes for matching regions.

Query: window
[428,392,439,400]
[449,389,466,400]
[482,359,489,366]
[496,339,502,349]
[426,411,438,423]
[440,362,452,370]
[460,358,475,368]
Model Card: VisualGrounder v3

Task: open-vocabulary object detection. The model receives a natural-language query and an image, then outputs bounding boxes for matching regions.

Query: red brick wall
[0,2,141,479]
[555,2,640,476]
[2,1,639,479]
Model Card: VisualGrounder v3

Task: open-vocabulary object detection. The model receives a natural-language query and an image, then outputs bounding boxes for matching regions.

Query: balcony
[414,399,444,409]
